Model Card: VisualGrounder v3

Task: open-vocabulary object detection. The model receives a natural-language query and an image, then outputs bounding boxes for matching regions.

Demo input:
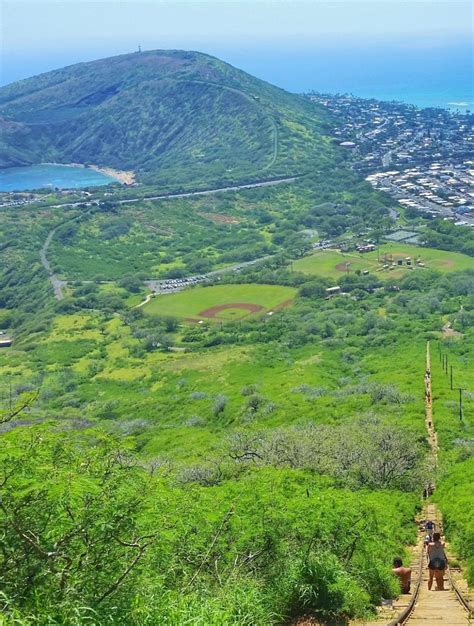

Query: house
[325,286,341,296]
[357,243,376,253]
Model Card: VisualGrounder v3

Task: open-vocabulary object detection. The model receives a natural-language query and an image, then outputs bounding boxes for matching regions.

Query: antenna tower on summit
[138,44,142,53]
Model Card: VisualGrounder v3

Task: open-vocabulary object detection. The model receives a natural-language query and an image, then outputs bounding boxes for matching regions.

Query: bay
[0,164,117,192]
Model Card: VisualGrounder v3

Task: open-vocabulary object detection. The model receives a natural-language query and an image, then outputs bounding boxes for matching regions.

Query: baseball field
[293,243,474,280]
[143,283,296,321]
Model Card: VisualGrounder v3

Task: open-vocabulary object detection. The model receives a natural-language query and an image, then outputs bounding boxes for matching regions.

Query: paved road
[143,255,275,299]
[48,177,297,210]
[381,130,424,168]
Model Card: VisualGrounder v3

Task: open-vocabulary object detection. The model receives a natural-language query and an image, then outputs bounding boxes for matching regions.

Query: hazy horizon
[1,1,472,107]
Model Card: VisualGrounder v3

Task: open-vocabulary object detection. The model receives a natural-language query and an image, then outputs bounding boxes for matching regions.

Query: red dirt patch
[272,298,294,311]
[335,261,353,272]
[199,212,240,224]
[440,259,455,268]
[199,302,264,319]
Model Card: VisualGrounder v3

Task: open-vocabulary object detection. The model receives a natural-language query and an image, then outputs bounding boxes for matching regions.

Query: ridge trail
[391,341,471,625]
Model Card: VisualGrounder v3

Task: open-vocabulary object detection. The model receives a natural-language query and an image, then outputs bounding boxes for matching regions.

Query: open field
[143,283,296,321]
[293,243,474,280]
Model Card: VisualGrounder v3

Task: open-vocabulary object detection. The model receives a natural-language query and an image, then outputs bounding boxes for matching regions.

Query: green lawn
[143,284,296,320]
[293,243,474,280]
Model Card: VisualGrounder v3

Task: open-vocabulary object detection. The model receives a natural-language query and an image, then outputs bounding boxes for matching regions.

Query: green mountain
[0,49,339,186]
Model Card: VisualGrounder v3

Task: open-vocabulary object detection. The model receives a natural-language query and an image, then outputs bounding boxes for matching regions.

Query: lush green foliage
[0,425,418,624]
[1,58,473,620]
[422,219,474,257]
[435,458,474,584]
[44,172,392,281]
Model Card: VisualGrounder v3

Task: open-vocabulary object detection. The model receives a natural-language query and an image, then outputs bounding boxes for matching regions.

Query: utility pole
[457,387,464,421]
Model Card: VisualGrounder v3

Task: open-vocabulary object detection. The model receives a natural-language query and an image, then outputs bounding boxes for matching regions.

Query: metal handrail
[448,566,473,617]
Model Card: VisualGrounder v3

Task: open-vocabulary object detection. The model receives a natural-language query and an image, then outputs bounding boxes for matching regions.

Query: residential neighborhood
[309,93,474,226]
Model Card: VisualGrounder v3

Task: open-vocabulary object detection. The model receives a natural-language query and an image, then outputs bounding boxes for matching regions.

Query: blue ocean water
[2,40,471,112]
[0,164,117,192]
[222,40,473,111]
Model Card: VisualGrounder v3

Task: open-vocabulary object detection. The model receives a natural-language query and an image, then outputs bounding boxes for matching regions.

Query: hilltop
[0,49,340,186]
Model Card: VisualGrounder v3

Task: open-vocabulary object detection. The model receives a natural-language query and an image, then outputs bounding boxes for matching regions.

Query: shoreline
[87,164,136,185]
[42,162,136,185]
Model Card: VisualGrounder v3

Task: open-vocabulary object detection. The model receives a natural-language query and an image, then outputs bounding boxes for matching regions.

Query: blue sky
[1,1,472,90]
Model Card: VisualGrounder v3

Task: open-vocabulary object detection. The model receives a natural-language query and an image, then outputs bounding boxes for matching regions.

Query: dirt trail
[404,504,471,625]
[40,227,67,300]
[424,341,438,461]
[354,342,472,626]
[402,341,471,625]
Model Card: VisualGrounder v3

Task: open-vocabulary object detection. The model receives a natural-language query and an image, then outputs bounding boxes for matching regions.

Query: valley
[0,49,473,625]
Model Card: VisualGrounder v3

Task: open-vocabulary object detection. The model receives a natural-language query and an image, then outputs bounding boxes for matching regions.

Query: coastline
[87,164,136,185]
[42,162,136,185]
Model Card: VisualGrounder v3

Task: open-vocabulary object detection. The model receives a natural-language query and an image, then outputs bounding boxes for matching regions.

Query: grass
[293,243,474,280]
[143,284,296,321]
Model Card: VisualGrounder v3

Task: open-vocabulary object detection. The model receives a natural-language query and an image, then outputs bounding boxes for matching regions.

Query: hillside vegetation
[1,50,473,624]
[0,49,340,187]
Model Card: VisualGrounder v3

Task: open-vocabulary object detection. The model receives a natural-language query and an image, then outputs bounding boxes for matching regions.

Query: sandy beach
[88,165,136,185]
[42,162,136,185]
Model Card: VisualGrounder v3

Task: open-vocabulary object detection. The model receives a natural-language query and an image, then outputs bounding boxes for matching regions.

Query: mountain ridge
[0,49,340,186]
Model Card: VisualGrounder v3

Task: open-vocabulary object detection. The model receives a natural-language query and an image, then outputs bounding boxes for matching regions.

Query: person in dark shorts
[425,519,435,540]
[427,532,448,590]
[392,557,412,594]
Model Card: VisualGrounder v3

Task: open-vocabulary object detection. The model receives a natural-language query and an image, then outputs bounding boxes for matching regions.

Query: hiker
[427,532,448,591]
[425,520,435,540]
[392,557,412,594]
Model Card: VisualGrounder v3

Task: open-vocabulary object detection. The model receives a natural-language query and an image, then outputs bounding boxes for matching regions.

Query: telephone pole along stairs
[389,341,472,625]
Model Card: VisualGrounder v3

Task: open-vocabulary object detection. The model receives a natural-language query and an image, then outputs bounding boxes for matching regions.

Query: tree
[119,274,144,293]
[0,427,159,614]
[0,387,39,425]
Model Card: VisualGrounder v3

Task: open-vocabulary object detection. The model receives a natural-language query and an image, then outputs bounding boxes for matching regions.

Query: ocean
[0,164,116,192]
[221,40,473,111]
[1,40,472,112]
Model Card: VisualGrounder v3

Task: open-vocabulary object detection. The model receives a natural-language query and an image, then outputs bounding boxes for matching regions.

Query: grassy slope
[293,244,474,280]
[0,303,431,463]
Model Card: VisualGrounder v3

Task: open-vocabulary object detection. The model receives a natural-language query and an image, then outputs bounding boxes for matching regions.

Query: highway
[47,176,298,210]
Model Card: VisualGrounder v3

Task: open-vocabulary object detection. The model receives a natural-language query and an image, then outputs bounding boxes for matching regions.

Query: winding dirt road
[40,177,296,300]
[39,226,67,300]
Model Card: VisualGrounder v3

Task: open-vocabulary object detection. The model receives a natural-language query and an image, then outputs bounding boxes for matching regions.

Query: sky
[1,0,472,96]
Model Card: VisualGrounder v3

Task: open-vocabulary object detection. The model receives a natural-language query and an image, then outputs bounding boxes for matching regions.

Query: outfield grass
[293,243,474,280]
[143,284,296,321]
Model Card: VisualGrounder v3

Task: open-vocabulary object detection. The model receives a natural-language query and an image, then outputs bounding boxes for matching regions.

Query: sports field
[143,284,296,321]
[293,243,474,280]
